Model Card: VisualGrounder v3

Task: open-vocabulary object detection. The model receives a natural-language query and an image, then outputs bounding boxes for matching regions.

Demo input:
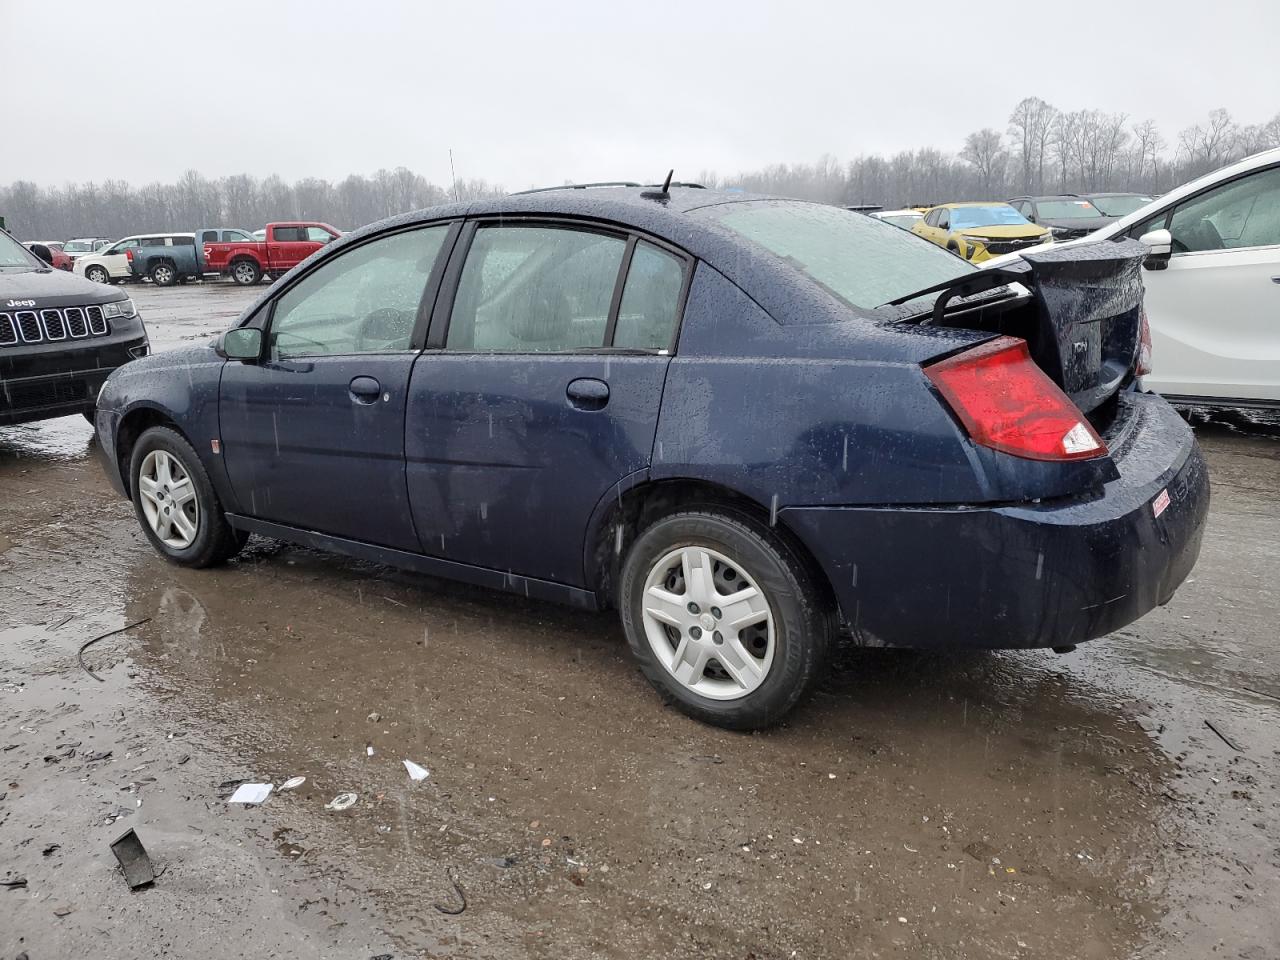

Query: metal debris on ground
[325,792,358,811]
[279,776,307,790]
[1204,719,1244,752]
[433,870,467,915]
[227,783,274,805]
[403,759,429,781]
[110,828,156,889]
[77,618,152,681]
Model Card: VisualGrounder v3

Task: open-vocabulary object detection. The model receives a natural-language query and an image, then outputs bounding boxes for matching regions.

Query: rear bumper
[781,393,1209,649]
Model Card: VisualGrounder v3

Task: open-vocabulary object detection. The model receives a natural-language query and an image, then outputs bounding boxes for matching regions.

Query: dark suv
[1,226,149,426]
[1008,195,1112,241]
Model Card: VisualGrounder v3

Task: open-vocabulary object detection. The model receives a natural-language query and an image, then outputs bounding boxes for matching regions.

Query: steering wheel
[355,307,413,352]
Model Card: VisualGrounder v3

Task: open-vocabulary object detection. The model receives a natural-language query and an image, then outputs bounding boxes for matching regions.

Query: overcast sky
[4,0,1278,190]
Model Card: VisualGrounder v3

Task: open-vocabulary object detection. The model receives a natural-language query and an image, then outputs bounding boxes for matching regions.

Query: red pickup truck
[202,221,341,285]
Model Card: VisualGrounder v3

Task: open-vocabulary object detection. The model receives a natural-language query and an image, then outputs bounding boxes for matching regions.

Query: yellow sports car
[911,202,1051,262]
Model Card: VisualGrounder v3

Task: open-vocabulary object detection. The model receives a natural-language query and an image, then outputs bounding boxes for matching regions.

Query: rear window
[705,200,972,310]
[1035,200,1103,220]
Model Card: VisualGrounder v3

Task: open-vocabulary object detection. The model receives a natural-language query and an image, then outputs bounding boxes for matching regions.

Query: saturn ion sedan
[93,186,1208,729]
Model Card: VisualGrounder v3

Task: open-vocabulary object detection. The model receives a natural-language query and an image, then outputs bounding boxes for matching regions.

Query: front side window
[706,200,973,311]
[0,231,38,268]
[225,230,253,242]
[938,209,950,229]
[445,225,626,352]
[268,225,449,359]
[614,241,684,350]
[1167,166,1280,253]
[306,226,335,243]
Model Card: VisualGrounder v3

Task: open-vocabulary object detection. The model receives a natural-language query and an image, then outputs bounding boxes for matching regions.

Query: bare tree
[961,128,1007,197]
[1008,97,1057,194]
[1178,108,1238,174]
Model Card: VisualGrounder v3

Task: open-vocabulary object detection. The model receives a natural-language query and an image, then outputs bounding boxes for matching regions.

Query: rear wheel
[129,426,247,567]
[85,265,110,284]
[231,260,261,285]
[619,509,833,730]
[150,261,177,286]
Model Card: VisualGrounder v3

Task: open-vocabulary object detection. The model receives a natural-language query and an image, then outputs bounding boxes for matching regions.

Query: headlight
[102,298,137,320]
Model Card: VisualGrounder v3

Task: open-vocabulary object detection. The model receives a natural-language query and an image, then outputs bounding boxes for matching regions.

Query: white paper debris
[228,783,273,804]
[325,792,358,811]
[279,776,306,791]
[403,759,429,781]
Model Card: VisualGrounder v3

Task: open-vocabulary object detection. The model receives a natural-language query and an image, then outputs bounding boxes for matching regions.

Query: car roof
[251,186,907,328]
[872,209,923,217]
[120,232,196,239]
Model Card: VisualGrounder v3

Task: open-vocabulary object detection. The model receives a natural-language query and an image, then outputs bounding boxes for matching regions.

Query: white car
[985,148,1280,408]
[869,209,925,231]
[61,237,114,261]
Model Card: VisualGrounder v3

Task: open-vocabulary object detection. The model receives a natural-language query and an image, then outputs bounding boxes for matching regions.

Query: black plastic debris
[111,828,155,889]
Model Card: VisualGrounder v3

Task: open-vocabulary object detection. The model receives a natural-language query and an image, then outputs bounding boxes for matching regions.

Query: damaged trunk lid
[882,239,1148,416]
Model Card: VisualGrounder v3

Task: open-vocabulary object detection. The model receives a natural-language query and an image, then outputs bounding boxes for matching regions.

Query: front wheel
[86,265,110,284]
[231,260,261,285]
[129,426,247,567]
[619,509,833,730]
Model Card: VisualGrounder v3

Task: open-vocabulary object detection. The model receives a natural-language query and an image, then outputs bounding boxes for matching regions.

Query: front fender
[97,345,239,512]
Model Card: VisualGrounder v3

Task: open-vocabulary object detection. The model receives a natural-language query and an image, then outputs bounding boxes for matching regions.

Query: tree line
[3,99,1278,239]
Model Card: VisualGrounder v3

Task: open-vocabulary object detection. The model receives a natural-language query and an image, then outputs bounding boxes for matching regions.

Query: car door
[405,222,689,585]
[219,222,454,549]
[1137,163,1280,402]
[99,238,139,277]
[269,225,308,272]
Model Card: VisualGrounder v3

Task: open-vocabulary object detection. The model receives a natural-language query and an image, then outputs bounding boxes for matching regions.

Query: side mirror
[1139,228,1173,271]
[217,327,263,361]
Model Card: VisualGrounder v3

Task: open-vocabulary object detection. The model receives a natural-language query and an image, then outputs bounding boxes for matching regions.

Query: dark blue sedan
[94,185,1208,728]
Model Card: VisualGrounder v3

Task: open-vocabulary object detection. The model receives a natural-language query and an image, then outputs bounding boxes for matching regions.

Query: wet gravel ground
[2,282,1278,959]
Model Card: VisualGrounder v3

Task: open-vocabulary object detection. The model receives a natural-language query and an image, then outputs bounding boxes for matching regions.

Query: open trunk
[884,239,1148,424]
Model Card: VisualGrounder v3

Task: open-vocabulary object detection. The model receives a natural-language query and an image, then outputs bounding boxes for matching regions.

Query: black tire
[83,409,96,424]
[150,261,177,287]
[619,509,834,730]
[129,426,247,568]
[231,259,261,285]
[85,265,110,284]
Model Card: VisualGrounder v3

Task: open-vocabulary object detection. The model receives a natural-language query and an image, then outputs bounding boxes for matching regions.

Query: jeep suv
[1,226,149,426]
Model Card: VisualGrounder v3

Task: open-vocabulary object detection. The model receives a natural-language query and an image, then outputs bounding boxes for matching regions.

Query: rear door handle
[349,375,382,404]
[566,377,609,410]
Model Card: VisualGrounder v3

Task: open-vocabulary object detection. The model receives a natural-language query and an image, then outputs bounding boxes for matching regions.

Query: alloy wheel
[640,545,775,700]
[138,449,200,549]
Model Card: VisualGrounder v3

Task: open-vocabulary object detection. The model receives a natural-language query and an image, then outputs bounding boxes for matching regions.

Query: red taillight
[925,336,1106,462]
[1136,305,1153,376]
[125,248,134,261]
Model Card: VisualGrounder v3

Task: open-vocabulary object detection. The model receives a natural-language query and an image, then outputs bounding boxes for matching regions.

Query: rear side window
[268,225,449,359]
[201,231,218,244]
[614,241,684,350]
[708,201,972,311]
[140,237,166,247]
[445,225,625,352]
[274,227,304,242]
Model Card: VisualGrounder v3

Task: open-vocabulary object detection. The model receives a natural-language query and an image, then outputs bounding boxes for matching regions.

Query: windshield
[708,200,973,310]
[1035,199,1103,220]
[63,240,94,253]
[0,231,40,269]
[1089,194,1154,217]
[949,205,1031,229]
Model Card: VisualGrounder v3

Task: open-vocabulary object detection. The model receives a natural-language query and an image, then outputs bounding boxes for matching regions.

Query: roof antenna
[449,149,460,203]
[641,169,674,202]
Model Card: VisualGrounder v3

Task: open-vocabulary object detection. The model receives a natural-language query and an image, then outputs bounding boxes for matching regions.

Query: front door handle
[349,375,382,404]
[1271,275,1280,284]
[566,377,609,410]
